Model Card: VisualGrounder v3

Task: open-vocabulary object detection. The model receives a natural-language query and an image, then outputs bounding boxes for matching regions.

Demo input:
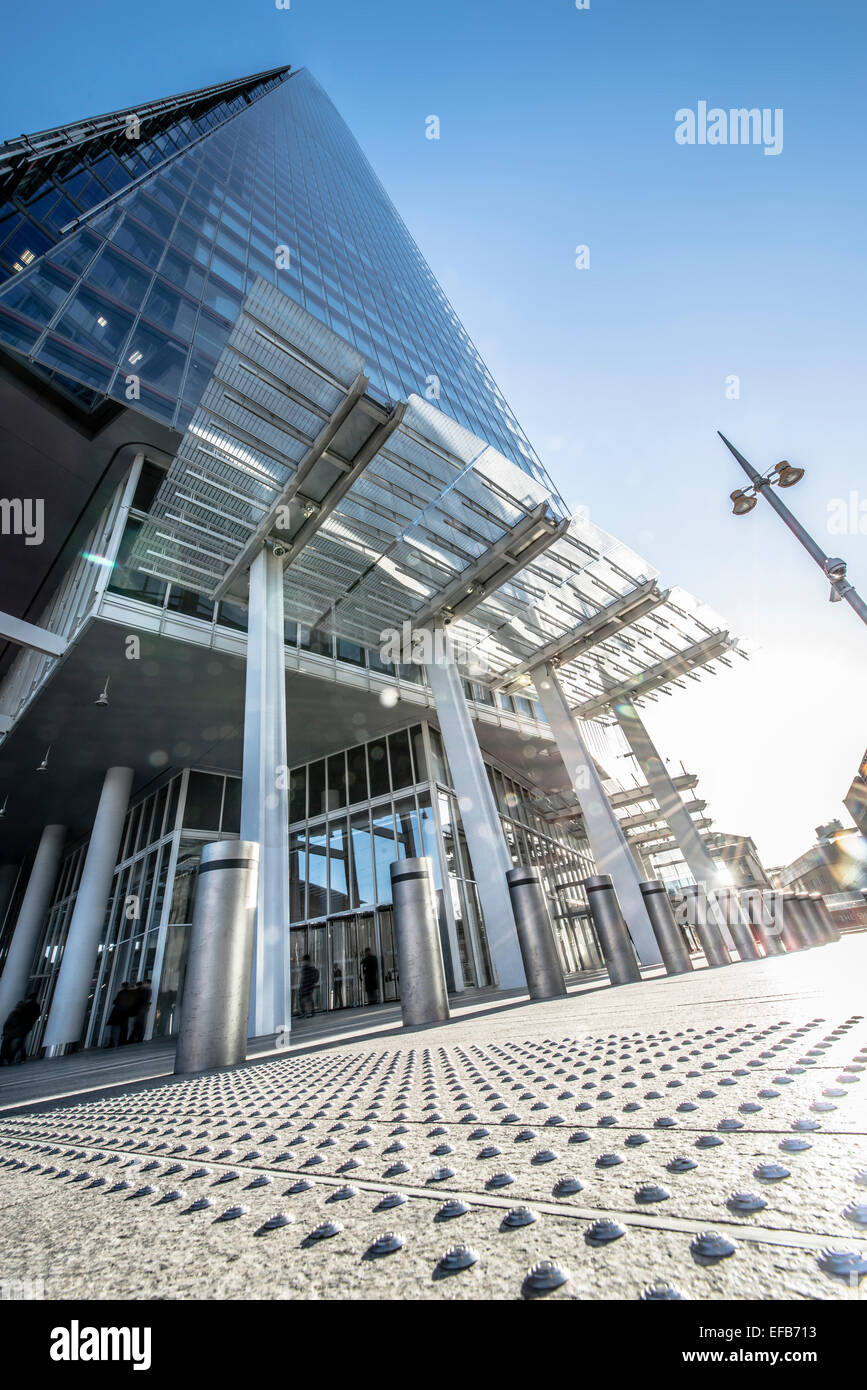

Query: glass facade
[23,726,600,1051]
[0,67,557,489]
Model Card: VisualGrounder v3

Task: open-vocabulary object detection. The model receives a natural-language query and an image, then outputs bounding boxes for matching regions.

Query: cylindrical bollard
[639,881,694,975]
[811,892,841,943]
[174,840,259,1074]
[801,893,831,945]
[780,893,811,951]
[583,875,642,985]
[713,887,762,961]
[677,884,732,968]
[740,888,787,956]
[794,892,824,947]
[506,867,567,1000]
[390,857,450,1026]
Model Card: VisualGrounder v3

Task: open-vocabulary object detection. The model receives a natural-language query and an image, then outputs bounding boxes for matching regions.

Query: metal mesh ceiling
[132,277,744,713]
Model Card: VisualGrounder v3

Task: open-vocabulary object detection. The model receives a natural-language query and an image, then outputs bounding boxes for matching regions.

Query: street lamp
[718,432,867,627]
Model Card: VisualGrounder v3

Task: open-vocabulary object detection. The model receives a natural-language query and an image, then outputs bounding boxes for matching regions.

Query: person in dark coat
[128,979,152,1043]
[106,981,135,1047]
[332,962,343,1009]
[361,948,379,1006]
[0,999,37,1064]
[297,955,319,1017]
[12,995,40,1062]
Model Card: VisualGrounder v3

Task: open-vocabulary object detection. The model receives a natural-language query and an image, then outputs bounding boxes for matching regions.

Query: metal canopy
[132,278,744,712]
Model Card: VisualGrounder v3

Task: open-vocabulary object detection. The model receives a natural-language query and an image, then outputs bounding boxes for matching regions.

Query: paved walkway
[0,938,864,1300]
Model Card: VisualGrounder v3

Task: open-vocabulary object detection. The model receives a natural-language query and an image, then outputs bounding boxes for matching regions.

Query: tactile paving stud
[287,1179,314,1195]
[635,1184,670,1204]
[384,1162,410,1177]
[587,1218,627,1244]
[532,1149,558,1165]
[569,1131,590,1144]
[438,1244,479,1272]
[553,1177,583,1196]
[255,1213,293,1234]
[727,1192,767,1214]
[667,1155,698,1173]
[129,1185,155,1199]
[696,1135,723,1149]
[367,1232,404,1257]
[215,1205,248,1222]
[843,1204,867,1227]
[183,1196,212,1213]
[717,1118,743,1132]
[376,1192,408,1211]
[436,1199,470,1220]
[328,1185,358,1202]
[486,1172,515,1189]
[779,1137,812,1154]
[522,1260,571,1296]
[503,1205,539,1228]
[754,1163,790,1182]
[690,1232,736,1260]
[596,1152,623,1168]
[640,1283,684,1300]
[427,1167,455,1183]
[817,1249,867,1278]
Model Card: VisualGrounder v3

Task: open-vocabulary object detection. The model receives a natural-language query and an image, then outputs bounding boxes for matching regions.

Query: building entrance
[290,908,399,1016]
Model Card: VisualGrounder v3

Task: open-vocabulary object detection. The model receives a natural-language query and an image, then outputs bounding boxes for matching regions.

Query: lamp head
[774,460,805,488]
[730,488,757,516]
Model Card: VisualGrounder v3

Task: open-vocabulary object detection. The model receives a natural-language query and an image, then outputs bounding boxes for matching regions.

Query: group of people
[105,979,151,1047]
[0,995,41,1064]
[297,947,380,1017]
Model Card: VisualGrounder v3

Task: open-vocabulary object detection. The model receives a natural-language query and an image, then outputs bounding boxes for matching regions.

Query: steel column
[532,665,661,965]
[241,546,291,1038]
[425,650,526,989]
[0,828,65,1024]
[44,769,133,1048]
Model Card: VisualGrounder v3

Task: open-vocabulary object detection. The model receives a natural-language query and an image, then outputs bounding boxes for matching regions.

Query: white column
[532,665,662,965]
[425,655,526,990]
[44,768,133,1048]
[0,828,65,1022]
[241,546,291,1038]
[612,696,722,885]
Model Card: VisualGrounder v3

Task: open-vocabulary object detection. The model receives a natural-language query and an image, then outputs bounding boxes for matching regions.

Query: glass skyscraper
[0,65,556,489]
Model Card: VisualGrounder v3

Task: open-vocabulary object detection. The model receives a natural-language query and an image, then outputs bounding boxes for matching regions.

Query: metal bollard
[175,840,259,1074]
[795,892,824,947]
[712,886,762,962]
[639,880,694,975]
[739,888,787,956]
[780,893,812,950]
[677,884,732,968]
[390,857,450,1027]
[811,892,841,943]
[583,875,642,985]
[506,867,567,1000]
[801,893,831,945]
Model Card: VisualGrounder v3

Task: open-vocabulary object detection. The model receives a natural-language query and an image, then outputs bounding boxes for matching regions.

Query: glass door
[377,907,399,1002]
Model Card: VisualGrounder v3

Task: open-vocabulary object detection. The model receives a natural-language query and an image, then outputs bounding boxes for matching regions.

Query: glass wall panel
[349,812,376,908]
[346,745,367,806]
[308,760,325,818]
[183,771,223,829]
[328,819,351,915]
[388,729,413,790]
[307,825,328,918]
[367,739,390,798]
[371,806,396,903]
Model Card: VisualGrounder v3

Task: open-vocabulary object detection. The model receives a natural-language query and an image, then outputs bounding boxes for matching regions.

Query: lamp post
[719,433,867,628]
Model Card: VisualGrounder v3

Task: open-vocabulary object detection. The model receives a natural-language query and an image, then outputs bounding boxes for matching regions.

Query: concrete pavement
[0,937,864,1300]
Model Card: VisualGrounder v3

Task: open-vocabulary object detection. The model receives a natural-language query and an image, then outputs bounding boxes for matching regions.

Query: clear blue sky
[3,0,865,866]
